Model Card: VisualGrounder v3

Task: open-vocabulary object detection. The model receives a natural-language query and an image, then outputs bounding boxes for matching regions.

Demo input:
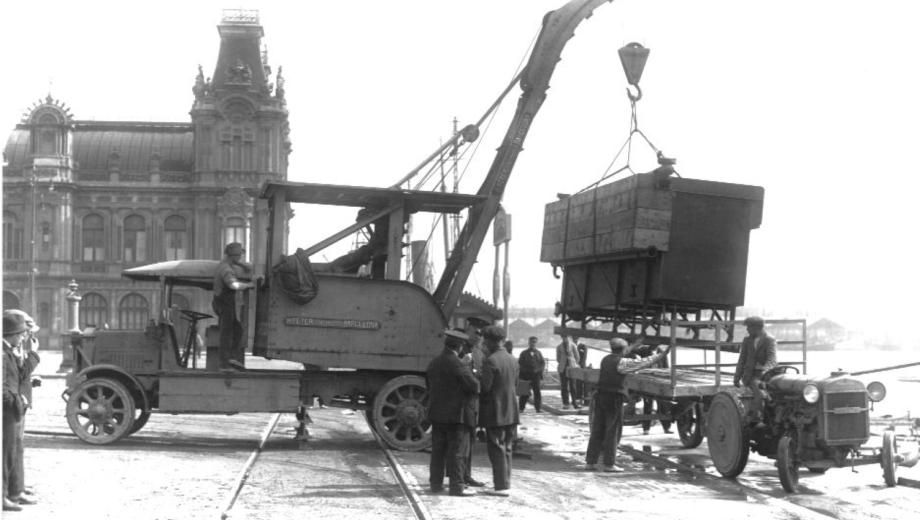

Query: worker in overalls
[212,242,254,370]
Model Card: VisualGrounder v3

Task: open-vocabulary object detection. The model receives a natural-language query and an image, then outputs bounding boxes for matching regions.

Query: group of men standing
[2,310,41,512]
[426,322,519,497]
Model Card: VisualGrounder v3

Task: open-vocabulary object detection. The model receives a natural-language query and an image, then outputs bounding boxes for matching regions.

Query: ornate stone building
[2,10,290,348]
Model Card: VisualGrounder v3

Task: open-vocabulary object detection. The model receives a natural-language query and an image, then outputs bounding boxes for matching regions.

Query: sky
[3,0,920,343]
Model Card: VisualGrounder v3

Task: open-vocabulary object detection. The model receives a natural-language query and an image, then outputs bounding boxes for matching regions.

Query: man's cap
[482,325,506,340]
[2,312,27,336]
[466,316,490,328]
[4,309,39,333]
[224,242,244,256]
[528,336,538,342]
[444,329,469,346]
[743,316,765,327]
[609,337,629,351]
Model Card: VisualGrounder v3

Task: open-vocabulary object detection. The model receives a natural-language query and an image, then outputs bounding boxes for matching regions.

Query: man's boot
[3,497,22,511]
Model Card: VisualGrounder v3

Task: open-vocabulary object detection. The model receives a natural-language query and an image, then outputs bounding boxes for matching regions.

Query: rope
[577,95,670,194]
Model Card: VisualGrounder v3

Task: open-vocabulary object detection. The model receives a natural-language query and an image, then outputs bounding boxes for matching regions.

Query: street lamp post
[29,172,38,318]
[58,279,81,372]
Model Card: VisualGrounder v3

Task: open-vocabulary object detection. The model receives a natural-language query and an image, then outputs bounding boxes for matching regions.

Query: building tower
[2,10,290,347]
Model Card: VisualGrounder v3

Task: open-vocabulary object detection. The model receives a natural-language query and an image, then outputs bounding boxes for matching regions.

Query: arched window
[2,211,24,260]
[164,215,188,261]
[38,302,50,332]
[81,292,109,329]
[171,293,190,310]
[82,214,105,262]
[123,214,147,263]
[223,217,248,262]
[2,291,20,310]
[118,293,149,330]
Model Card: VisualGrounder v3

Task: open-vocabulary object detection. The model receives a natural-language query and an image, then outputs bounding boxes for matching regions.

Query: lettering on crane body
[283,316,381,330]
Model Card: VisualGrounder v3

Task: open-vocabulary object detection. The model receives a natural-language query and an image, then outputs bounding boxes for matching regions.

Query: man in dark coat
[2,313,27,511]
[479,325,519,496]
[733,316,778,421]
[426,329,480,496]
[517,336,545,412]
[4,310,39,504]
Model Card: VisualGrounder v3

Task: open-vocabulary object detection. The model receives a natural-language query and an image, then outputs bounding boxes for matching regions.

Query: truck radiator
[822,391,869,445]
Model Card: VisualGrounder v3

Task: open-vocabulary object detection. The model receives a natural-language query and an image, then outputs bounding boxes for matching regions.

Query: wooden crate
[541,174,672,264]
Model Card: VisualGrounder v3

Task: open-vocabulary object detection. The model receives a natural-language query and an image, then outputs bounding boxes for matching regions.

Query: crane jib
[435,0,616,315]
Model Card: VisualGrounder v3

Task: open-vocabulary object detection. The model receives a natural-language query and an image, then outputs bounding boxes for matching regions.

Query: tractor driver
[213,242,255,370]
[733,316,777,422]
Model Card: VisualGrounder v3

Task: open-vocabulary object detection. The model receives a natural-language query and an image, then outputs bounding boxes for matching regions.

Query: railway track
[218,410,430,520]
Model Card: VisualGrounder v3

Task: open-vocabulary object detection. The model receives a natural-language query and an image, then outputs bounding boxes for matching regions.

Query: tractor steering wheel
[179,309,213,322]
[761,365,799,381]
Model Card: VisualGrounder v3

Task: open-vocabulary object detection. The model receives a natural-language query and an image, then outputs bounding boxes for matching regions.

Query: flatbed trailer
[564,318,807,448]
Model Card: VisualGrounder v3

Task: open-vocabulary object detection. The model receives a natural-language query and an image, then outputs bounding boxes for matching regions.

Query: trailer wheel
[66,377,136,445]
[777,433,800,493]
[371,375,431,451]
[881,430,898,487]
[706,392,749,477]
[677,403,704,448]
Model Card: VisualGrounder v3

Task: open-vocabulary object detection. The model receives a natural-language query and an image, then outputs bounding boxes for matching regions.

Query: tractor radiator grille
[822,391,869,444]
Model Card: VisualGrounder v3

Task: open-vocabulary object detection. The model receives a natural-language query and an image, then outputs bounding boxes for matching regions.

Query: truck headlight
[867,381,886,402]
[802,384,820,404]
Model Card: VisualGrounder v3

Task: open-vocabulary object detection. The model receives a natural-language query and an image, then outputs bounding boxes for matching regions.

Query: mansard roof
[3,120,194,173]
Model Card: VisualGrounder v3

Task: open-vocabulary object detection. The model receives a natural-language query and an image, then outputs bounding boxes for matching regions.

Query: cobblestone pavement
[11,353,920,519]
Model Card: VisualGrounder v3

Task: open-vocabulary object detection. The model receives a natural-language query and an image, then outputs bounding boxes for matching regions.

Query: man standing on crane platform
[212,242,255,370]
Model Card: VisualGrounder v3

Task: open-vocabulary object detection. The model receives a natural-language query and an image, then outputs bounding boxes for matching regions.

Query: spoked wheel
[777,433,800,492]
[371,375,431,451]
[128,409,151,435]
[677,402,704,448]
[706,392,750,478]
[881,430,898,487]
[66,378,136,445]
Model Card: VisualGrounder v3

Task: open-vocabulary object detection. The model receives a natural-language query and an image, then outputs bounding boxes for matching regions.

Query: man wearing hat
[460,317,488,488]
[3,310,40,506]
[584,337,670,472]
[734,316,777,421]
[478,325,519,496]
[426,329,480,496]
[213,242,255,370]
[2,312,29,511]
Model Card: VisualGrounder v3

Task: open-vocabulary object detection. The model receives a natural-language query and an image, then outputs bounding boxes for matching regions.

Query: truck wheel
[128,410,151,435]
[777,433,800,493]
[706,392,749,477]
[66,377,136,445]
[881,430,898,487]
[371,375,431,451]
[677,403,704,448]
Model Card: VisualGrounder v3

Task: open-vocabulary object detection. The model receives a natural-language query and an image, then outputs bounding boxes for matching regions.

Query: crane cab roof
[259,180,486,214]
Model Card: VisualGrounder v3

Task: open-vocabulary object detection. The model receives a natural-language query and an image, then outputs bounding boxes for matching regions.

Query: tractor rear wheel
[706,392,749,477]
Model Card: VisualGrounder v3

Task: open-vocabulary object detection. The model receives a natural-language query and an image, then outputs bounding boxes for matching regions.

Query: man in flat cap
[3,310,40,506]
[426,329,480,496]
[584,337,670,472]
[2,312,29,511]
[478,325,519,496]
[213,242,255,370]
[734,316,777,421]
